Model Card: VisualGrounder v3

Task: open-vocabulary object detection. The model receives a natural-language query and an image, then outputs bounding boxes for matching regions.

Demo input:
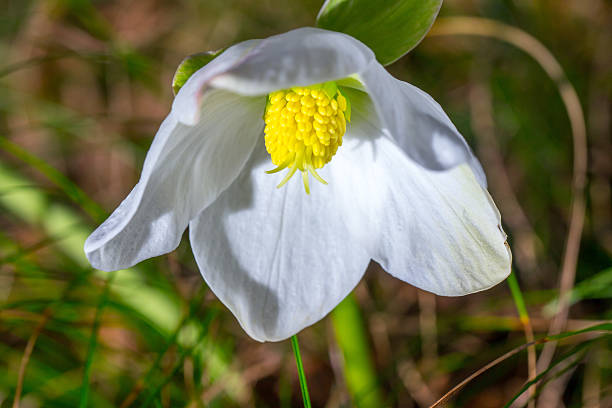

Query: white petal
[342,95,512,296]
[188,137,381,342]
[85,90,265,271]
[345,103,511,295]
[358,62,488,187]
[209,27,375,96]
[375,154,511,295]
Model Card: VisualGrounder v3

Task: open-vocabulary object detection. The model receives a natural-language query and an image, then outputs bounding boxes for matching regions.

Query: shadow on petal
[189,141,285,342]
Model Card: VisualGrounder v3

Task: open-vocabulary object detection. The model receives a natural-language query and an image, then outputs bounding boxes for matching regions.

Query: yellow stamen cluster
[264,85,348,194]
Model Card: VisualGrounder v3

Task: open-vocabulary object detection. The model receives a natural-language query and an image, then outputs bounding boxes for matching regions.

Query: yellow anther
[301,95,315,107]
[264,83,348,194]
[337,94,347,111]
[270,91,285,104]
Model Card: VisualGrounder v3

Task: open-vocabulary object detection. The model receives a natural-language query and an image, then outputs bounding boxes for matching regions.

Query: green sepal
[336,76,366,92]
[172,50,223,95]
[321,81,338,99]
[316,0,443,65]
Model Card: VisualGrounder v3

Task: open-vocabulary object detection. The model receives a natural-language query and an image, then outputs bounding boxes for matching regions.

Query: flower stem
[291,335,311,408]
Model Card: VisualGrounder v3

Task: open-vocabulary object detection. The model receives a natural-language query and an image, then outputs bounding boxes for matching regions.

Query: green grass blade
[502,335,607,408]
[507,272,529,322]
[431,324,612,407]
[119,286,208,406]
[0,136,106,222]
[544,267,612,314]
[79,271,115,408]
[331,294,384,408]
[0,162,247,401]
[141,308,218,408]
[291,335,311,408]
[506,271,536,400]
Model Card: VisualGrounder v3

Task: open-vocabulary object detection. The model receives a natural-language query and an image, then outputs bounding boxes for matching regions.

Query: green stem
[507,270,537,405]
[291,335,311,408]
[507,272,529,322]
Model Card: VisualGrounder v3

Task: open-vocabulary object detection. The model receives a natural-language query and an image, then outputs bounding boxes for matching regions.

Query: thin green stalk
[507,271,536,406]
[507,272,529,322]
[291,335,311,408]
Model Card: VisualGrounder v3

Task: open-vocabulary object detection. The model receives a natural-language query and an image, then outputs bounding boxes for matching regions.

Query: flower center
[263,82,349,194]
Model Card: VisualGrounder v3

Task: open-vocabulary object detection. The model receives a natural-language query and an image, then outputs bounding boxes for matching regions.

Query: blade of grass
[0,161,179,331]
[507,271,537,404]
[0,137,106,222]
[291,335,311,408]
[0,163,247,402]
[141,308,218,408]
[331,293,384,408]
[430,324,612,407]
[0,235,61,266]
[79,271,116,408]
[11,258,92,408]
[502,336,605,408]
[12,308,52,408]
[119,285,208,408]
[528,352,581,403]
[0,51,115,78]
[544,267,612,312]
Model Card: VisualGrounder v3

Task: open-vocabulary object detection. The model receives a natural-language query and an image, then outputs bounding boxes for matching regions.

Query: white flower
[84,27,511,342]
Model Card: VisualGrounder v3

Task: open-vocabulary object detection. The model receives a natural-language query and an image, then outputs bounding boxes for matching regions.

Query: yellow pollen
[264,83,349,194]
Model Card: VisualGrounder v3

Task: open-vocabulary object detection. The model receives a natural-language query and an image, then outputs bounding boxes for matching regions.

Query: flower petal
[85,90,265,271]
[188,137,381,342]
[209,27,375,96]
[358,62,488,186]
[375,150,511,295]
[346,100,511,295]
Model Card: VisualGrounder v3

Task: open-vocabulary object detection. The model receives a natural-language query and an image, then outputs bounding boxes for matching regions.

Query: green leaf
[544,267,612,314]
[172,50,222,95]
[316,0,443,65]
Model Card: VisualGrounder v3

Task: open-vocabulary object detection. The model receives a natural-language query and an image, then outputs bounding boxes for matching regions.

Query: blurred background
[0,0,611,407]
